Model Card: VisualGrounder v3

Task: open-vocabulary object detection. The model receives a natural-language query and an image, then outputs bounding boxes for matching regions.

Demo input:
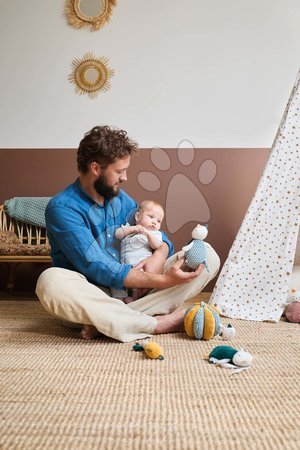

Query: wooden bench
[0,204,51,292]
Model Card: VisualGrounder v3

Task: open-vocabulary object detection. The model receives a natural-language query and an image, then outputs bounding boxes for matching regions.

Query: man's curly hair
[77,126,139,173]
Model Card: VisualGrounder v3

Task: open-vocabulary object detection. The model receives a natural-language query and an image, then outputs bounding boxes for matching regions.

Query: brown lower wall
[0,148,270,292]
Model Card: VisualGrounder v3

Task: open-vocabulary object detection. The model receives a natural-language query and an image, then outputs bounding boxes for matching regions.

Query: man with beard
[36,126,220,342]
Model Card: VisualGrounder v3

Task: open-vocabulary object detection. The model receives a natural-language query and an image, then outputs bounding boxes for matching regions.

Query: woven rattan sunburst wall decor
[65,0,117,31]
[69,53,114,99]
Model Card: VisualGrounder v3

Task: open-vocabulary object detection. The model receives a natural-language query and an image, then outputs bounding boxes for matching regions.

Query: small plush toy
[219,323,236,340]
[184,302,221,340]
[132,341,164,360]
[284,290,300,323]
[285,301,300,323]
[182,224,209,271]
[284,289,300,306]
[206,345,253,374]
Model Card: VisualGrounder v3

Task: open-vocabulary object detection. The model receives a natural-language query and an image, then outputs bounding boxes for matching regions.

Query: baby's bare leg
[122,296,135,304]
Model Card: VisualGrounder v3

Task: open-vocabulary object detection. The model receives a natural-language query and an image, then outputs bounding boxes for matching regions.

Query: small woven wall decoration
[65,0,117,32]
[69,53,114,99]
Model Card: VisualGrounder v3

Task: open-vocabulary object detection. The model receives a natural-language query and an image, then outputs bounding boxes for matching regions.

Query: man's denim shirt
[46,179,174,290]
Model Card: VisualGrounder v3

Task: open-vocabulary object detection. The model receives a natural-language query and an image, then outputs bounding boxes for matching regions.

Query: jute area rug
[0,300,299,450]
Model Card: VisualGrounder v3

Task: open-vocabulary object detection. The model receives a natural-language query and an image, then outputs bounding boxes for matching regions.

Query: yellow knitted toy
[132,341,164,360]
[184,302,220,340]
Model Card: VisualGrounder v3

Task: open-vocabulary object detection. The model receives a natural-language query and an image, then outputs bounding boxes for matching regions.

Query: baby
[111,200,164,303]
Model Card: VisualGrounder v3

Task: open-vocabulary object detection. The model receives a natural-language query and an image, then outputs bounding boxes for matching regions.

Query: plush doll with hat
[182,224,209,271]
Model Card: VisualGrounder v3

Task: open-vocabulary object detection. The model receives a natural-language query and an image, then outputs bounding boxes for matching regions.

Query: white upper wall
[0,0,299,148]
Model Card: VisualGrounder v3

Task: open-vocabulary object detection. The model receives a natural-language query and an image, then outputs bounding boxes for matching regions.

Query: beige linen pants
[36,244,220,342]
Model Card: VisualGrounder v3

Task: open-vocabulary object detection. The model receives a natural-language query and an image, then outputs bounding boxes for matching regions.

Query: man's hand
[163,257,203,286]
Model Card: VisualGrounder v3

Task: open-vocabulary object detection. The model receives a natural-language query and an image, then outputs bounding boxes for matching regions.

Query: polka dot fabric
[210,70,300,322]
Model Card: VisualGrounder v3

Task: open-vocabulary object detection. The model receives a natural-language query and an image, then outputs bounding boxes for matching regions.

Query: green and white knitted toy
[182,224,209,271]
[207,345,253,374]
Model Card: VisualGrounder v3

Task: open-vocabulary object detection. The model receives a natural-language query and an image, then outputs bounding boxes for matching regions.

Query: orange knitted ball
[184,302,220,340]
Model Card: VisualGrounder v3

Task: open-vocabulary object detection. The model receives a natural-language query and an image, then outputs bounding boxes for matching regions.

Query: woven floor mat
[0,301,299,450]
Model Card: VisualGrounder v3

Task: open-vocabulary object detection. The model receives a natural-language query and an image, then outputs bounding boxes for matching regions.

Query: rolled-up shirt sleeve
[46,205,132,290]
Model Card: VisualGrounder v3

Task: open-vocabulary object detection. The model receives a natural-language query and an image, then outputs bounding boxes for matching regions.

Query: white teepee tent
[210,70,300,322]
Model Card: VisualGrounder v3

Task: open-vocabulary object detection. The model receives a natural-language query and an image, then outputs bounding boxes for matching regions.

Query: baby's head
[135,201,164,231]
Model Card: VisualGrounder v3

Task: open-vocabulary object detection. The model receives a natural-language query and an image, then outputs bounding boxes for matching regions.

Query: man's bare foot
[80,325,101,340]
[153,308,186,334]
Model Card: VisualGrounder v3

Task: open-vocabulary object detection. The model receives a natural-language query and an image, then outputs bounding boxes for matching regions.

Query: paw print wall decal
[137,141,217,233]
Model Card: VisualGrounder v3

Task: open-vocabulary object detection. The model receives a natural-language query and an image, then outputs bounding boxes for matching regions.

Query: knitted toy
[206,345,253,374]
[132,341,164,360]
[284,290,300,323]
[182,224,209,271]
[219,323,236,340]
[184,302,221,340]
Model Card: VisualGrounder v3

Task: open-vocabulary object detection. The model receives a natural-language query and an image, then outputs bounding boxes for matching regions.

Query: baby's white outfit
[111,224,163,299]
